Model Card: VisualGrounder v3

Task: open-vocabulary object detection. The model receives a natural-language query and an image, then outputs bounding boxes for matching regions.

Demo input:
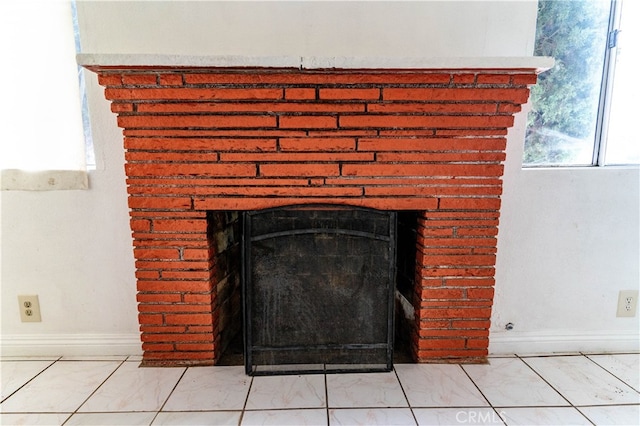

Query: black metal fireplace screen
[242,205,397,375]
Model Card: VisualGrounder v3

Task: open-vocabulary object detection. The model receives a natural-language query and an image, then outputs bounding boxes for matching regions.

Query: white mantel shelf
[77,54,554,73]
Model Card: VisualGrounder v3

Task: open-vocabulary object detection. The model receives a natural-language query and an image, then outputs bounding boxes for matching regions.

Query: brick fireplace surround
[81,55,550,367]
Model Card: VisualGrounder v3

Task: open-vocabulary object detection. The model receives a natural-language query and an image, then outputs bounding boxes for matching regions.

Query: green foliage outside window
[525,0,611,165]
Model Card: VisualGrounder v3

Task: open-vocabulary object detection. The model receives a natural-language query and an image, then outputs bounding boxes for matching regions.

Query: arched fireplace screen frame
[242,204,397,375]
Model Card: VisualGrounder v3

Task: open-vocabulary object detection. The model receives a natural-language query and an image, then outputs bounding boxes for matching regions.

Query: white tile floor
[1,353,638,425]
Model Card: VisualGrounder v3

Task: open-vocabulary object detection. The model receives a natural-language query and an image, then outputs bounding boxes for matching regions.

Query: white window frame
[593,0,622,166]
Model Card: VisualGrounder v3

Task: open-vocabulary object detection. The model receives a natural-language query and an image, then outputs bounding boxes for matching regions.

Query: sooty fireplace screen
[243,205,397,375]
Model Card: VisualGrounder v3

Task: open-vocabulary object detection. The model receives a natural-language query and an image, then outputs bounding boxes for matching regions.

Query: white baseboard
[3,331,637,358]
[0,333,142,357]
[489,329,640,355]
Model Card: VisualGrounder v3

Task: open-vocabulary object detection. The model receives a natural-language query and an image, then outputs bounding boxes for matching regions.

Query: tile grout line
[515,354,576,406]
[393,366,419,426]
[237,372,254,425]
[0,356,62,405]
[147,364,189,426]
[324,371,330,425]
[581,352,640,394]
[572,399,640,424]
[515,354,596,426]
[59,358,128,426]
[575,352,640,426]
[458,363,507,425]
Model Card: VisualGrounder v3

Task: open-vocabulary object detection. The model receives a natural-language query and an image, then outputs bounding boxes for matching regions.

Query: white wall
[1,71,140,355]
[1,0,637,356]
[492,108,639,353]
[76,0,537,57]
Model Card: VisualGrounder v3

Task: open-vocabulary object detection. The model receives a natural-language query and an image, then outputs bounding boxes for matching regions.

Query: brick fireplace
[81,55,550,367]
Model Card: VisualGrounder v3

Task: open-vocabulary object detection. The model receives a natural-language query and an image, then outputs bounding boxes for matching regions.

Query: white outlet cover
[18,295,42,322]
[617,290,639,318]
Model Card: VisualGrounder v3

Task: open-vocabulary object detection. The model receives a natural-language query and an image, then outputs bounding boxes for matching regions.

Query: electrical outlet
[616,290,638,317]
[18,295,42,322]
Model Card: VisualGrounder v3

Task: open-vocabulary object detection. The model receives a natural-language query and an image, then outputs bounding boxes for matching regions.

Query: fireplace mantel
[80,55,552,366]
[78,54,553,73]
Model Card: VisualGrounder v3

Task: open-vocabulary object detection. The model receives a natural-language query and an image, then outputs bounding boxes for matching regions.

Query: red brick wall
[91,67,537,365]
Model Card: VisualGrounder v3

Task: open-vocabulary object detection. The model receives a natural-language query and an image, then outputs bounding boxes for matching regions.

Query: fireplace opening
[243,205,396,375]
[394,211,420,362]
[213,206,418,373]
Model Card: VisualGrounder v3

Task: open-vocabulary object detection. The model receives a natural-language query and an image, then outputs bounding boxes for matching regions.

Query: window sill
[522,164,640,171]
[1,169,89,191]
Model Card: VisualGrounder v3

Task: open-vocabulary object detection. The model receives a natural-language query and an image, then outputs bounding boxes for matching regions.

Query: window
[0,1,89,190]
[524,0,638,167]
